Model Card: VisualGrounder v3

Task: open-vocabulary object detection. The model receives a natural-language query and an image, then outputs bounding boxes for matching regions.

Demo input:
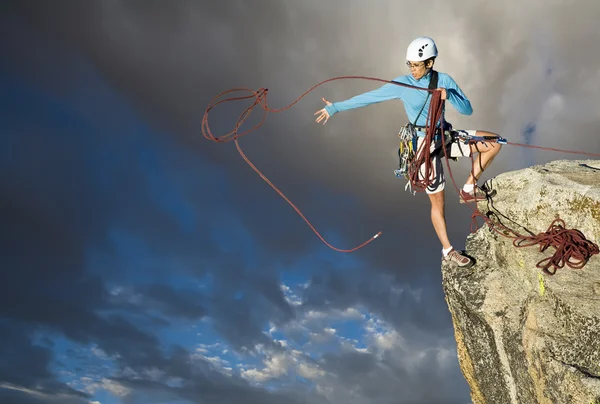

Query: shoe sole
[444,259,475,269]
[443,251,475,268]
[459,189,497,204]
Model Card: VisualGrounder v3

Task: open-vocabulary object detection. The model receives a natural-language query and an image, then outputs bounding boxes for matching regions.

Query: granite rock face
[442,159,600,404]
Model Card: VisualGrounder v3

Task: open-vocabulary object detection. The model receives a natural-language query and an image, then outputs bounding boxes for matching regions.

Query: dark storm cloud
[322,349,468,404]
[0,9,306,404]
[111,283,206,320]
[114,375,325,404]
[2,0,469,278]
[299,258,455,339]
[0,323,91,404]
[0,390,90,404]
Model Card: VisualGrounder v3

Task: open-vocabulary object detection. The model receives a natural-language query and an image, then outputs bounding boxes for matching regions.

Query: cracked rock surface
[442,159,600,404]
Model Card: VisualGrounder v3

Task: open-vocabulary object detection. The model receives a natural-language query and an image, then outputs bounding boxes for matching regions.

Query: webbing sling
[412,70,438,128]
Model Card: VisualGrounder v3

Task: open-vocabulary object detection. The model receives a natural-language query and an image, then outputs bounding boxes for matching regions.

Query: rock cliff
[442,159,600,404]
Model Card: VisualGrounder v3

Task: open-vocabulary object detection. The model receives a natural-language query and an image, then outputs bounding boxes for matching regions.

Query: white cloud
[302,307,365,325]
[280,282,304,307]
[81,378,130,397]
[309,327,337,344]
[363,316,407,354]
[143,367,166,381]
[240,352,296,383]
[297,362,326,380]
[191,346,233,377]
[90,346,108,359]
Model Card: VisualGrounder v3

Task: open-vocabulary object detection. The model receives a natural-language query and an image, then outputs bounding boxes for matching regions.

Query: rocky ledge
[443,159,600,404]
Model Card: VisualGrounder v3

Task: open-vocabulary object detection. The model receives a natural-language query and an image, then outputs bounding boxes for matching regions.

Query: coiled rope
[203,75,600,273]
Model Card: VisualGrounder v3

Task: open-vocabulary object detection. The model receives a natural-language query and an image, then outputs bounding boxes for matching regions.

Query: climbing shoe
[459,187,488,204]
[443,248,475,268]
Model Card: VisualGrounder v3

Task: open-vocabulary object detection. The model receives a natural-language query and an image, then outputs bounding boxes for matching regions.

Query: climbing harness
[203,73,600,272]
[395,124,455,193]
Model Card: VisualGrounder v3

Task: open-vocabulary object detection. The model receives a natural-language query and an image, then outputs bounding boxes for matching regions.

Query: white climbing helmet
[406,36,438,62]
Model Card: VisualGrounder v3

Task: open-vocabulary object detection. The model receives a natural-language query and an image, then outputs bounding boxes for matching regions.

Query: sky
[2,1,600,403]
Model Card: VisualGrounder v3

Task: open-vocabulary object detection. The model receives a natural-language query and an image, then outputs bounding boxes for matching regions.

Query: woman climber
[314,36,502,267]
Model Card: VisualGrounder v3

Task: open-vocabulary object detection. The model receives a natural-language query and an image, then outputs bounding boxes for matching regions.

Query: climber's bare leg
[465,131,502,185]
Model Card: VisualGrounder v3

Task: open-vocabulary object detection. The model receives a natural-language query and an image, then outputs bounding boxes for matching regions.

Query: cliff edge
[442,159,600,404]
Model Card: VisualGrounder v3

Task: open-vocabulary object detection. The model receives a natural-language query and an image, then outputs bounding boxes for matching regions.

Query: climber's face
[406,60,431,80]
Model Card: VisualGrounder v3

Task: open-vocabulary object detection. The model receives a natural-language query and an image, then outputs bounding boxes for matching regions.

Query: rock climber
[314,36,502,268]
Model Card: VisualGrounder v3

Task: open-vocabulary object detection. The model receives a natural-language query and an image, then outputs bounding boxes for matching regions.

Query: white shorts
[416,129,474,194]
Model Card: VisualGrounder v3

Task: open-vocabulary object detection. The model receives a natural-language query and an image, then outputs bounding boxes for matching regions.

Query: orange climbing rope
[203,75,600,272]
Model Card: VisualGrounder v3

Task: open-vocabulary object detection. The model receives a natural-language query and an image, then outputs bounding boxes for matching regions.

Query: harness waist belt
[414,126,452,135]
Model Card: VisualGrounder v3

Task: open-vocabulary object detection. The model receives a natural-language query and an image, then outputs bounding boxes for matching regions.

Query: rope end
[373,231,382,239]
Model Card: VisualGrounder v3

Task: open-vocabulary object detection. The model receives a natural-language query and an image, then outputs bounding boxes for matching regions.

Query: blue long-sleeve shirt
[324,71,472,136]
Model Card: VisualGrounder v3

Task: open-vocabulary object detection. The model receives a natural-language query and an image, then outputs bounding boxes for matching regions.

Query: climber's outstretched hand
[314,98,332,125]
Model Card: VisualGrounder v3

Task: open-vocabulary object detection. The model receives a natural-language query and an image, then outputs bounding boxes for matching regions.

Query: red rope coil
[203,75,600,271]
[513,217,600,275]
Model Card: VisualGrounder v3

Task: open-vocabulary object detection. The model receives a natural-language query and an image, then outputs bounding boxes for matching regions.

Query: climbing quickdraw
[454,130,508,145]
[394,123,418,194]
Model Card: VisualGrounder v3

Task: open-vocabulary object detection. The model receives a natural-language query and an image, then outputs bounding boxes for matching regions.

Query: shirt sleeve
[442,75,473,116]
[325,81,406,117]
